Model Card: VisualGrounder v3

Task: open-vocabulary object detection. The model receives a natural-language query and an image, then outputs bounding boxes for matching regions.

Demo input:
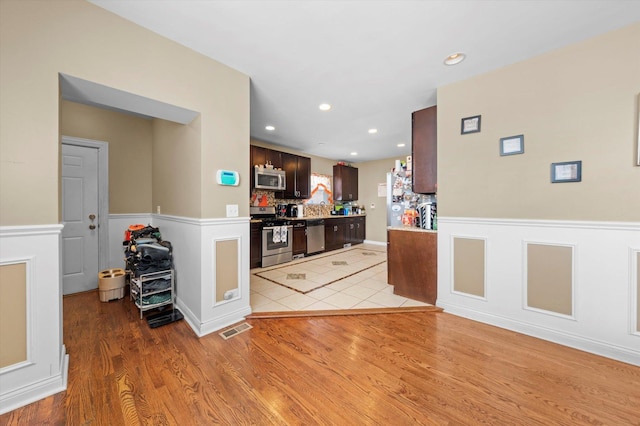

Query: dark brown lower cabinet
[325,220,346,251]
[345,218,357,245]
[326,216,366,250]
[292,222,307,256]
[387,229,437,304]
[354,216,365,242]
[344,216,365,245]
[250,222,262,269]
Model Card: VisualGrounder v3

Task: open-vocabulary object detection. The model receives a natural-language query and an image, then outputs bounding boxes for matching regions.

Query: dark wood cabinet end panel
[412,106,437,194]
[387,230,437,304]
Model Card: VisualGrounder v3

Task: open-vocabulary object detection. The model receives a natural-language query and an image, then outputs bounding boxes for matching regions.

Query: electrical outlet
[223,289,238,300]
[226,204,239,217]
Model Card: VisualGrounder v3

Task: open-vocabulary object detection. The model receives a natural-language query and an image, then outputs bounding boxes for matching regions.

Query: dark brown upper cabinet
[250,145,291,193]
[412,106,437,194]
[280,152,310,199]
[333,164,358,201]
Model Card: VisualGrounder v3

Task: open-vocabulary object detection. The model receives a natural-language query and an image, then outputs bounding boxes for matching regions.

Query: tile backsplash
[250,190,275,207]
[250,190,333,217]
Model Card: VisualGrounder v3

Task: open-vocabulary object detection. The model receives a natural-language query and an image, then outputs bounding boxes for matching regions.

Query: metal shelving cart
[129,269,175,319]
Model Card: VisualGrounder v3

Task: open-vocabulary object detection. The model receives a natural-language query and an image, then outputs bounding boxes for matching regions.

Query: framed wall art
[461,115,481,134]
[500,134,524,156]
[551,161,582,183]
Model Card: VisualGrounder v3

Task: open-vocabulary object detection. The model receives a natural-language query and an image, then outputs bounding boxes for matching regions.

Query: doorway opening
[61,136,109,294]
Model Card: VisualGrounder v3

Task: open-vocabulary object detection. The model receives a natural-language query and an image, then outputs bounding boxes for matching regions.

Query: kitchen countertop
[251,214,367,223]
[388,226,437,233]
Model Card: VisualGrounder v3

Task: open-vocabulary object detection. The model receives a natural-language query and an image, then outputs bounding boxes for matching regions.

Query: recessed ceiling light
[319,103,331,111]
[397,143,406,147]
[444,52,466,66]
[265,125,275,131]
[350,152,358,156]
[368,128,378,134]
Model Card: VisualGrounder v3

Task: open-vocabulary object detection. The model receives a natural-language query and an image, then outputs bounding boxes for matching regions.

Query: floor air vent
[219,322,253,340]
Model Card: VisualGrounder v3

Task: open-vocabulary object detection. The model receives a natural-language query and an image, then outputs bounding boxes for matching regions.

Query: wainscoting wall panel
[152,215,250,337]
[438,217,640,366]
[526,243,573,317]
[0,225,68,414]
[452,237,486,299]
[215,239,239,304]
[0,262,27,369]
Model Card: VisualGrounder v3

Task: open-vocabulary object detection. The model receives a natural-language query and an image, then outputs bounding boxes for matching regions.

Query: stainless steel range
[251,206,293,267]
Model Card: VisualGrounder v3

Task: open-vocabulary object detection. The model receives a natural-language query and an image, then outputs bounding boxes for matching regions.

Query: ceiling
[89,0,640,163]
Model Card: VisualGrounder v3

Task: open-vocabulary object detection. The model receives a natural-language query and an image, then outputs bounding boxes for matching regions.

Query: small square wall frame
[551,160,582,183]
[500,134,524,156]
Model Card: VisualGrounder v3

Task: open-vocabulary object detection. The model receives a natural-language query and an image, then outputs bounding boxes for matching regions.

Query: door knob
[89,214,96,221]
[89,224,96,230]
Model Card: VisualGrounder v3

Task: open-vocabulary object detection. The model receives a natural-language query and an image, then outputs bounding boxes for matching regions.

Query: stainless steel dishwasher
[306,219,325,254]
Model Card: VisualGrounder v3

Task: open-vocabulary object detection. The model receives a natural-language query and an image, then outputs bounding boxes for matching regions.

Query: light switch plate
[226,204,239,217]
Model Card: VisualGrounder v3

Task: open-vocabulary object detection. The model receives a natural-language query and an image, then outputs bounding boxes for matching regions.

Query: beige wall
[215,239,239,303]
[453,238,485,297]
[59,100,153,214]
[527,244,573,316]
[152,118,202,217]
[438,23,640,221]
[0,0,249,226]
[0,263,27,368]
[356,157,397,243]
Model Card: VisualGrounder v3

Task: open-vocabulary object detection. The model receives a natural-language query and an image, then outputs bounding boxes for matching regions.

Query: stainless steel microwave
[254,167,286,191]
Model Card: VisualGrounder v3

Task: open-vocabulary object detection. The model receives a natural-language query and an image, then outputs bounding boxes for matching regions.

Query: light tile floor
[251,243,431,312]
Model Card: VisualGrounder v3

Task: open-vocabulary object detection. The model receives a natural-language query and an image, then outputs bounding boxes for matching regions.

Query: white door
[62,144,100,294]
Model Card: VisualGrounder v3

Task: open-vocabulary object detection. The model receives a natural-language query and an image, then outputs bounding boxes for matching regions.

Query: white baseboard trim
[438,301,640,367]
[176,297,252,337]
[0,345,69,415]
[363,239,386,246]
[198,306,253,337]
[175,297,199,336]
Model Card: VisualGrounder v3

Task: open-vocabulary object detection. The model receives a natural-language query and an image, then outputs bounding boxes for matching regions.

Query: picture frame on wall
[551,161,582,183]
[499,134,524,156]
[461,115,481,134]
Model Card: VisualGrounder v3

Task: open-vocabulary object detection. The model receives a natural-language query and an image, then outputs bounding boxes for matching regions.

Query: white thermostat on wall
[216,170,239,186]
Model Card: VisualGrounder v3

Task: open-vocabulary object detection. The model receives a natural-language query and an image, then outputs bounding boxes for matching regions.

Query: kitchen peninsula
[387,227,437,305]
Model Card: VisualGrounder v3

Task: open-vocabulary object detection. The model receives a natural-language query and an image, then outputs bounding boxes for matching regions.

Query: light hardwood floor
[1,290,638,425]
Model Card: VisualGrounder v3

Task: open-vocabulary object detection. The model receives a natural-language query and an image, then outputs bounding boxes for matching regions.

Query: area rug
[253,247,387,294]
